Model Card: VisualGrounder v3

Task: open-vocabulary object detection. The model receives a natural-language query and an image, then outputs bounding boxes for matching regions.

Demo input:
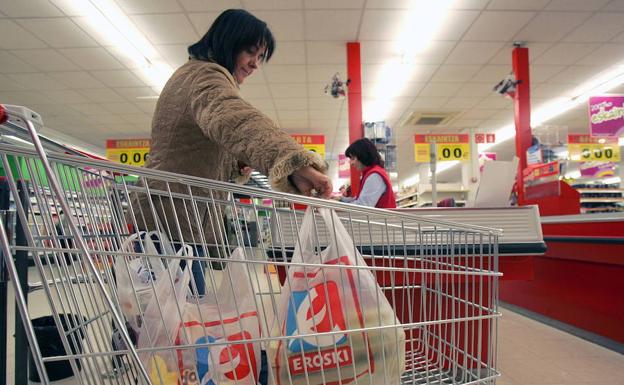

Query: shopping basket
[0,108,502,384]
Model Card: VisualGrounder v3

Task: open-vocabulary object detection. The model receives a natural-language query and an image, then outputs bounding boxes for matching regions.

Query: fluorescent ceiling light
[51,0,173,92]
[365,0,452,122]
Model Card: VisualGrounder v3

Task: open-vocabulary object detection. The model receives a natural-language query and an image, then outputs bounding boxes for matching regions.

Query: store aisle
[5,269,624,384]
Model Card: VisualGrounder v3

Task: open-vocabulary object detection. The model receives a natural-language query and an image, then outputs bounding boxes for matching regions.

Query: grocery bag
[114,231,182,335]
[271,208,405,385]
[138,247,261,385]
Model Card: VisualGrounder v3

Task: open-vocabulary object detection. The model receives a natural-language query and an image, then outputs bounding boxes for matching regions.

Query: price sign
[414,134,470,162]
[292,134,325,159]
[106,139,150,166]
[567,134,620,162]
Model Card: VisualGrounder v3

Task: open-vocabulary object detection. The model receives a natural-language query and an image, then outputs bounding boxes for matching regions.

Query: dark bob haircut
[345,138,384,167]
[188,9,275,75]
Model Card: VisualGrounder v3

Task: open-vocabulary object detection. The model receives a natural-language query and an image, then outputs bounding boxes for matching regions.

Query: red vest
[357,165,396,209]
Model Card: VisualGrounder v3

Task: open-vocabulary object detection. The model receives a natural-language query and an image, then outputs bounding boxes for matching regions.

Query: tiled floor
[4,267,624,384]
[497,307,624,385]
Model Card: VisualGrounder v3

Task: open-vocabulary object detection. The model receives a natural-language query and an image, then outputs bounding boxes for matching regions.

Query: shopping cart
[0,107,502,385]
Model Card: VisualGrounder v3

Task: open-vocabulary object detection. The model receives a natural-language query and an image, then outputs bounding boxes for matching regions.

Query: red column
[512,46,531,206]
[347,42,363,195]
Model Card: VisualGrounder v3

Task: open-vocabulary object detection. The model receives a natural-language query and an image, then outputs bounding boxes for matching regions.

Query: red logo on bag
[306,281,346,334]
[220,331,257,381]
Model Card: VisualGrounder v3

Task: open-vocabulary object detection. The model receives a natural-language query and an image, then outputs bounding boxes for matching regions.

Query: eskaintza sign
[589,96,624,137]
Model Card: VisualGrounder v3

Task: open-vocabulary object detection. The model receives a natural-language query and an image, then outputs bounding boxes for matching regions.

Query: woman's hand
[290,166,332,198]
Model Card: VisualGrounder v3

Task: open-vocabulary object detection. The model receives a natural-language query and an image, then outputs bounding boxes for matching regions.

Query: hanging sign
[292,134,325,159]
[414,134,470,162]
[589,95,624,137]
[568,134,620,162]
[338,154,350,178]
[105,139,150,166]
[580,162,616,178]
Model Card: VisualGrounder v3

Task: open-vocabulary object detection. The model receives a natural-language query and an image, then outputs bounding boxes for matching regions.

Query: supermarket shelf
[576,188,624,193]
[579,198,624,203]
[396,191,418,202]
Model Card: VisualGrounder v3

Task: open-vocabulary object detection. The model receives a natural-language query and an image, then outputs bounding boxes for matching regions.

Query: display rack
[571,180,624,213]
[396,183,467,208]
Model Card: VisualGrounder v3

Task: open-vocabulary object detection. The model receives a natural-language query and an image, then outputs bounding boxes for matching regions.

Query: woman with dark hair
[131,9,331,295]
[340,138,396,208]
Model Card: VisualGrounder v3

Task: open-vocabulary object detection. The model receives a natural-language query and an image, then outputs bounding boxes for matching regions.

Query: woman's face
[349,156,365,171]
[234,45,266,84]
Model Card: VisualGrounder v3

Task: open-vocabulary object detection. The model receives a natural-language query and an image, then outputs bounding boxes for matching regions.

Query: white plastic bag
[114,231,181,334]
[271,208,405,385]
[139,247,261,385]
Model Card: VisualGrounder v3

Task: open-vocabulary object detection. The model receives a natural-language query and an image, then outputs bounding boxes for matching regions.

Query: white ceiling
[2,0,624,186]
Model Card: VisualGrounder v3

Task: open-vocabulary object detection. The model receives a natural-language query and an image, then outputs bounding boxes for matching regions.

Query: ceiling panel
[306,41,346,64]
[430,65,482,82]
[0,0,63,17]
[115,0,184,14]
[155,44,189,68]
[0,19,47,49]
[47,72,107,89]
[547,65,602,85]
[263,65,307,83]
[514,11,592,43]
[532,43,601,65]
[443,96,482,110]
[178,0,243,12]
[239,83,272,98]
[77,88,127,103]
[418,82,463,97]
[0,52,38,73]
[243,0,303,10]
[359,10,402,41]
[270,41,306,64]
[457,82,497,97]
[563,13,624,43]
[463,11,535,41]
[304,0,364,8]
[545,0,611,11]
[13,49,80,72]
[486,0,550,10]
[90,70,146,88]
[445,42,506,65]
[59,47,125,70]
[17,18,97,47]
[488,42,552,65]
[471,65,511,83]
[305,10,361,41]
[437,10,481,40]
[130,14,198,44]
[252,10,305,41]
[40,90,88,104]
[186,12,220,34]
[270,83,309,98]
[273,97,308,110]
[6,73,68,90]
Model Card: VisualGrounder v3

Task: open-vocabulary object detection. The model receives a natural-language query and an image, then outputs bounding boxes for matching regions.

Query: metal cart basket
[0,112,502,385]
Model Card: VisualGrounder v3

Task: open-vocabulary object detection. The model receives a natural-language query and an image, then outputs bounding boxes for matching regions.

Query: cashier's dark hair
[188,9,275,75]
[345,138,384,167]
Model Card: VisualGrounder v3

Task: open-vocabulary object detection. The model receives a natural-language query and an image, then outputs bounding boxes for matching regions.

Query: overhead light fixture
[365,0,452,122]
[51,0,173,92]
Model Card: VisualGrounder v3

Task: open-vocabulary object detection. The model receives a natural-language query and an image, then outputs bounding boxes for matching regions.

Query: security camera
[493,74,518,98]
[324,73,350,98]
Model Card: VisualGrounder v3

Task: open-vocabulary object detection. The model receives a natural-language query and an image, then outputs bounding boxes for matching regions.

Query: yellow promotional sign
[567,135,620,162]
[414,134,470,162]
[292,135,325,159]
[105,139,150,166]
